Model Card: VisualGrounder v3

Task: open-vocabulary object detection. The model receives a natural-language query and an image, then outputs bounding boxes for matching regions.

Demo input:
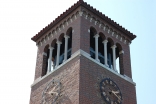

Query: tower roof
[31,0,136,42]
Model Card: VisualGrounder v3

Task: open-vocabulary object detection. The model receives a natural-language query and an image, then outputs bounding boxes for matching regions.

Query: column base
[96,58,100,62]
[55,65,58,69]
[114,69,118,73]
[63,59,67,63]
[105,64,109,67]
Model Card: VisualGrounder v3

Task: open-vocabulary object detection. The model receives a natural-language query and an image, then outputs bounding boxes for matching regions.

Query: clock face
[100,78,122,104]
[42,79,61,104]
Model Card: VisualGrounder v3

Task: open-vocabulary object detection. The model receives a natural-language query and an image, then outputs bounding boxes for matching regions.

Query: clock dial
[42,79,61,104]
[100,78,122,104]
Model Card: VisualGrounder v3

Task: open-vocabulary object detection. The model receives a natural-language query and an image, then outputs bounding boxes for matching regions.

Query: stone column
[111,45,117,71]
[55,41,62,68]
[102,40,108,66]
[47,47,54,73]
[94,34,100,62]
[63,35,70,62]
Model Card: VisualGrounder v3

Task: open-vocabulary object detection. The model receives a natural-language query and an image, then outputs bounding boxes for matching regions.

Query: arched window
[51,39,57,71]
[50,28,73,69]
[41,44,49,77]
[41,27,73,75]
[90,27,97,59]
[116,45,120,73]
[58,27,73,66]
[66,27,72,59]
[98,32,106,64]
[58,33,65,65]
[89,27,123,74]
[107,38,114,69]
[116,43,124,75]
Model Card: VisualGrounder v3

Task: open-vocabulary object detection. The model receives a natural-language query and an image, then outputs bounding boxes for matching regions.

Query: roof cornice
[31,0,136,42]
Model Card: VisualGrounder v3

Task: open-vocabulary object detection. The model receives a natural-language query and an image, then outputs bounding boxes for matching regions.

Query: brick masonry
[30,56,80,104]
[79,55,136,104]
[30,5,136,104]
[30,54,136,104]
[79,12,132,78]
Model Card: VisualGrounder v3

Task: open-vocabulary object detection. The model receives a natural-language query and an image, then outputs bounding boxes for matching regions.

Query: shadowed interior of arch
[41,28,73,76]
[89,27,124,74]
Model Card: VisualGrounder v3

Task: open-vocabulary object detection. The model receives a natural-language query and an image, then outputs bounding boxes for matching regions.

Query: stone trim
[36,10,80,47]
[32,0,136,42]
[81,8,131,45]
[42,52,47,56]
[79,49,136,86]
[34,1,137,47]
[31,49,83,87]
[35,6,133,48]
[31,49,135,87]
[119,50,124,54]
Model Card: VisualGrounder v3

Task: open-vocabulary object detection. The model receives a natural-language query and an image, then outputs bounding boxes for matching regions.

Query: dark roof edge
[31,0,84,42]
[31,0,136,42]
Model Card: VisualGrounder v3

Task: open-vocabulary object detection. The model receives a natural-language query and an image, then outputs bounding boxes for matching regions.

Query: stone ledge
[31,49,136,88]
[79,49,136,86]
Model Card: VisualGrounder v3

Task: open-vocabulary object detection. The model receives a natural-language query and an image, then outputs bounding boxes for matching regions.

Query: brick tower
[30,0,137,104]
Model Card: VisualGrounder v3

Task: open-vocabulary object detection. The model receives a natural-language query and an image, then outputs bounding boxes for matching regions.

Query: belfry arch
[41,44,49,76]
[98,32,106,64]
[66,27,72,60]
[30,1,137,104]
[90,26,97,59]
[116,43,124,75]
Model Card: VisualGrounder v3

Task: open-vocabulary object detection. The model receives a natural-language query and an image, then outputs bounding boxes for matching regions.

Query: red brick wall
[33,9,82,80]
[31,55,136,104]
[34,49,43,80]
[34,9,133,80]
[79,55,137,104]
[80,14,133,78]
[31,6,136,104]
[30,56,80,104]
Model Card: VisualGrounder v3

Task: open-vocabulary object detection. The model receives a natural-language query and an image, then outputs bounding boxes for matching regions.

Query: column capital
[94,34,99,38]
[49,47,54,50]
[111,45,116,49]
[42,52,47,56]
[56,40,62,44]
[102,39,108,44]
[119,50,124,54]
[64,35,70,38]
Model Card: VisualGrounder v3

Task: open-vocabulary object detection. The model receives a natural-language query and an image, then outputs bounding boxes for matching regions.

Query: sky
[0,0,156,104]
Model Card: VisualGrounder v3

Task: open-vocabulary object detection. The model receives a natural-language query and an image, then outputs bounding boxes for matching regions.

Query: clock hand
[111,91,121,101]
[51,86,57,92]
[49,85,59,93]
[44,91,58,95]
[112,90,119,94]
[45,85,59,95]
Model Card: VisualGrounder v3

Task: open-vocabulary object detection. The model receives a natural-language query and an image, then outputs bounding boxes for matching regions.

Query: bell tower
[30,0,137,104]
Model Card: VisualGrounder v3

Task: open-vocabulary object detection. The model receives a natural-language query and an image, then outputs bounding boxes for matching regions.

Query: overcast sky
[0,0,156,104]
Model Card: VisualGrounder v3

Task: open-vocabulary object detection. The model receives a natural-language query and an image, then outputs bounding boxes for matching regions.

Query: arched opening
[41,44,49,76]
[107,38,114,69]
[116,45,120,73]
[66,27,72,59]
[51,27,73,68]
[90,26,97,59]
[49,39,57,71]
[59,33,65,65]
[116,43,123,74]
[98,32,105,64]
